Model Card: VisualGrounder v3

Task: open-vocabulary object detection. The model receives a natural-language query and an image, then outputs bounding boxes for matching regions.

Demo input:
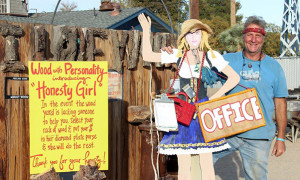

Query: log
[153,33,162,67]
[30,168,60,180]
[34,26,46,61]
[0,61,25,73]
[127,30,140,69]
[73,160,106,180]
[86,28,106,61]
[5,36,18,61]
[94,48,104,56]
[93,28,108,39]
[52,26,78,61]
[119,30,129,61]
[86,29,95,61]
[0,23,23,37]
[111,30,122,72]
[128,106,151,124]
[52,25,64,61]
[77,28,87,61]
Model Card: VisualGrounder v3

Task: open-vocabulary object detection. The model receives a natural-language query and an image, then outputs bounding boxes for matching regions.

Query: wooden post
[189,0,199,19]
[138,123,167,179]
[231,0,236,26]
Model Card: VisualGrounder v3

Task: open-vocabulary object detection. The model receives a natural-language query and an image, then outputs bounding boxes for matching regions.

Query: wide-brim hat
[177,19,213,46]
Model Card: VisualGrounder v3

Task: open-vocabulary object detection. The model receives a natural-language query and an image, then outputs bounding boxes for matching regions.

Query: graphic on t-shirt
[240,67,261,81]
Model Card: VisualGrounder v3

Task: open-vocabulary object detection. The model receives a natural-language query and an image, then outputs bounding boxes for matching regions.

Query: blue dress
[158,57,230,155]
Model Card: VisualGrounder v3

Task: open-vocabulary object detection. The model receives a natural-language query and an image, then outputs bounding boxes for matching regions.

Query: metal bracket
[4,77,29,99]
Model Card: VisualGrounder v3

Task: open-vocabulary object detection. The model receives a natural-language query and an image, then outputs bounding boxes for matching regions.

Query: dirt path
[215,138,300,180]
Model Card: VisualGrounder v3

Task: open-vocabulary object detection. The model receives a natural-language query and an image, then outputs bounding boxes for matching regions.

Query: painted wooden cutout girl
[138,13,240,180]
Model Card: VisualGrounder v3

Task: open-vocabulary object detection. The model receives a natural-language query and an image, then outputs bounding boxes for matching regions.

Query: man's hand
[161,45,175,54]
[271,140,286,157]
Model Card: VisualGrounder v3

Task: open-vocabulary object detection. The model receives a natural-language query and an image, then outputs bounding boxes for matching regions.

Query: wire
[160,0,173,33]
[51,0,62,24]
[149,64,159,180]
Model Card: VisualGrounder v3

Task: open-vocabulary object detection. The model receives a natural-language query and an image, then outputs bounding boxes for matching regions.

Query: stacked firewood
[73,159,106,180]
[30,168,60,180]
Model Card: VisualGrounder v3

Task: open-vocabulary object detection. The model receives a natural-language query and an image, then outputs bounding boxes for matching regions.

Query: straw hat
[177,19,213,47]
[176,19,216,58]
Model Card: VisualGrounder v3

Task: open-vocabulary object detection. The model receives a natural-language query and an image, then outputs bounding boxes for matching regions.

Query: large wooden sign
[197,88,266,142]
[29,61,108,174]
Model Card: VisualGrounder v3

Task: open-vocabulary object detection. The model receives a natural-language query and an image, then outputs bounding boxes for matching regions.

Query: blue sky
[28,0,286,26]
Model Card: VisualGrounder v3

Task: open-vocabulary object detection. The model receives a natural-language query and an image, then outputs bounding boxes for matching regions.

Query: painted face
[243,24,264,54]
[185,30,202,49]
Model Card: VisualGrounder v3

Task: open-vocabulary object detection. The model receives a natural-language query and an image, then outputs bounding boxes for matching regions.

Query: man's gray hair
[244,16,266,29]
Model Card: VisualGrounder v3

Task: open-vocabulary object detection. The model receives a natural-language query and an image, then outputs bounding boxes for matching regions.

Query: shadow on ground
[214,151,245,180]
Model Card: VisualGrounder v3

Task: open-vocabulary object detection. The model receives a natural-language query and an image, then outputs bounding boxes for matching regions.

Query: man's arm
[271,97,287,157]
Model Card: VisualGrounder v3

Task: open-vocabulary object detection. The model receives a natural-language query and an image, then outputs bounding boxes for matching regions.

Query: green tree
[219,24,243,52]
[263,24,281,57]
[218,23,281,57]
[123,0,189,32]
[196,0,243,51]
[198,0,242,23]
[202,16,231,51]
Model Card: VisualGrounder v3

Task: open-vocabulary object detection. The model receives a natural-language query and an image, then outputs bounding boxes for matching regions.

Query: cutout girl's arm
[209,65,240,100]
[138,13,161,62]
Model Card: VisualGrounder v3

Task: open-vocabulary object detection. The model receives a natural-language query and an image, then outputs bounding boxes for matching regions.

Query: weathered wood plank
[77,28,87,61]
[52,26,78,61]
[153,33,162,68]
[17,21,32,180]
[34,26,46,61]
[127,30,140,69]
[119,30,128,61]
[111,30,122,72]
[0,80,7,179]
[139,123,167,179]
[128,106,151,124]
[0,22,23,37]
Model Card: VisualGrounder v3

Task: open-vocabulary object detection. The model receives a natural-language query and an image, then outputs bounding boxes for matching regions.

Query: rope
[149,64,159,180]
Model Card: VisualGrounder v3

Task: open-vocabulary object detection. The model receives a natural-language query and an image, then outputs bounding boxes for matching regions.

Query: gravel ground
[214,137,300,180]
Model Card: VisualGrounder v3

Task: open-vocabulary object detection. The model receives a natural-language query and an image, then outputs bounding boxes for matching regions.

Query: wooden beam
[189,0,199,19]
[231,0,236,26]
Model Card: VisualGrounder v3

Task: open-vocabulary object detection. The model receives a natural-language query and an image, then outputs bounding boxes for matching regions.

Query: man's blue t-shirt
[223,51,289,140]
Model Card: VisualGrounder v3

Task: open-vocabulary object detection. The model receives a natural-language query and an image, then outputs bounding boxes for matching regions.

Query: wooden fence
[0,20,178,180]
